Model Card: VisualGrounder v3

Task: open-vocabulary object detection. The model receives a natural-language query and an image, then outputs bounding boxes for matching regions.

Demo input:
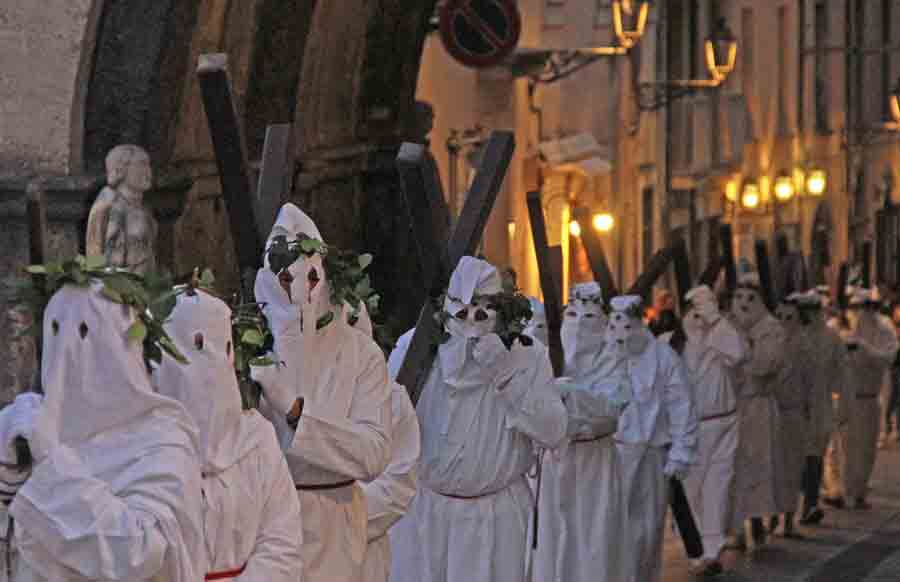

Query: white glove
[250,356,298,415]
[664,459,690,481]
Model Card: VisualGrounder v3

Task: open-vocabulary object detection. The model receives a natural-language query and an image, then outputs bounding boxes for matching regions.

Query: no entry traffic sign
[439,0,522,69]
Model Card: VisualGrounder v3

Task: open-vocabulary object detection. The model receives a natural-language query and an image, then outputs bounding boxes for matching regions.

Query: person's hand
[664,459,690,481]
[250,356,299,416]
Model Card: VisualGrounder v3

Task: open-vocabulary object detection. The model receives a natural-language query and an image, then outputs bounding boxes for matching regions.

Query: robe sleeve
[10,445,170,581]
[387,330,414,381]
[663,352,698,465]
[361,387,420,542]
[239,436,303,582]
[496,345,567,449]
[707,319,747,367]
[288,343,393,482]
[562,388,618,440]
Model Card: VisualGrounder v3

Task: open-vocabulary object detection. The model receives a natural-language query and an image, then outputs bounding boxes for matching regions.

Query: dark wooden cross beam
[627,244,676,302]
[395,131,515,404]
[255,123,293,242]
[720,223,737,292]
[526,190,565,377]
[837,262,850,310]
[754,239,778,312]
[671,236,693,314]
[861,241,873,288]
[572,206,619,300]
[197,53,264,288]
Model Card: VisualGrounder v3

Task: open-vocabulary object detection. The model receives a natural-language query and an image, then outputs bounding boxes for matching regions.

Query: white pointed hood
[154,290,263,475]
[524,296,548,345]
[561,281,608,376]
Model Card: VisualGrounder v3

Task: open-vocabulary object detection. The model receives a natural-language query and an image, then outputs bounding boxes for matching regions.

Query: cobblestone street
[661,441,900,581]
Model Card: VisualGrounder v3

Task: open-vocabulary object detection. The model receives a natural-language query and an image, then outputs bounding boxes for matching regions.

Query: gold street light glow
[774,172,795,202]
[807,170,827,196]
[742,182,761,209]
[891,77,900,124]
[725,180,738,202]
[593,212,615,232]
[569,220,582,237]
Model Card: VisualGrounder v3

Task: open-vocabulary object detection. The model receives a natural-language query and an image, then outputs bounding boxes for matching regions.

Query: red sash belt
[206,563,246,580]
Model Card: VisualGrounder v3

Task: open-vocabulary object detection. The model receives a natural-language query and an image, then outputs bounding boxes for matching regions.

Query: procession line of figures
[0,201,895,582]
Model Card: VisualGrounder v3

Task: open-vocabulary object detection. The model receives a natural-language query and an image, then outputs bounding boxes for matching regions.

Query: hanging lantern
[807,169,827,196]
[593,212,615,232]
[774,171,795,202]
[705,18,737,83]
[741,181,761,209]
[613,1,649,49]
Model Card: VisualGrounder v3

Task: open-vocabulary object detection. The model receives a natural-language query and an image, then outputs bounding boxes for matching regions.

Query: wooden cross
[754,239,778,311]
[197,54,265,289]
[526,190,565,377]
[394,131,515,404]
[572,206,619,300]
[255,123,293,241]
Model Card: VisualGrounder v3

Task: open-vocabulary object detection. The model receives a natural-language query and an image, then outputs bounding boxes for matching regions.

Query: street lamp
[705,18,738,83]
[593,212,615,233]
[774,171,795,202]
[807,170,827,196]
[635,17,737,111]
[613,1,650,50]
[741,181,761,210]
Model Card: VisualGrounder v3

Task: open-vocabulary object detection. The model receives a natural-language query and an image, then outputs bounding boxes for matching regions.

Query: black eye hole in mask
[194,333,204,350]
[454,308,469,320]
[474,309,489,322]
[585,313,596,318]
[565,310,577,318]
[51,319,60,335]
[226,341,232,357]
[624,324,632,330]
[78,321,89,340]
[308,268,320,289]
[537,323,546,329]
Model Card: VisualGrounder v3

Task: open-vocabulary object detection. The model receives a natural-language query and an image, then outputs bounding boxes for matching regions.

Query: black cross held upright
[197,53,265,289]
[526,190,565,378]
[395,131,515,404]
[572,206,620,301]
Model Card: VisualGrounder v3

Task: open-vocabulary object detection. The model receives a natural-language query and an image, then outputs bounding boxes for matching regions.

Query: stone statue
[86,145,157,274]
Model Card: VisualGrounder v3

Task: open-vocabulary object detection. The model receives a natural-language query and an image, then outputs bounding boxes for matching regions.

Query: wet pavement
[661,440,900,581]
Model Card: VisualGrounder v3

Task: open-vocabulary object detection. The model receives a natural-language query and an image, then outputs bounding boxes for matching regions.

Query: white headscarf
[155,290,263,475]
[524,296,548,346]
[561,281,607,374]
[439,257,507,387]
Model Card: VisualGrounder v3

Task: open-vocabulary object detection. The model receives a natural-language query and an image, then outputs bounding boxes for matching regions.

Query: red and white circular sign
[439,0,522,69]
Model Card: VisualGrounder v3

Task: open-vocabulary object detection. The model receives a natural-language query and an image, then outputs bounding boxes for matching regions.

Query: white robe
[198,415,302,581]
[260,324,393,582]
[361,383,420,582]
[613,337,697,582]
[804,323,847,457]
[732,314,785,523]
[839,316,897,500]
[681,317,745,560]
[388,331,567,582]
[772,329,814,513]
[534,316,626,582]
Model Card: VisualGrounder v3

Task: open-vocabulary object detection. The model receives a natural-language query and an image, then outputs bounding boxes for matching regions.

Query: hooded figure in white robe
[344,307,421,582]
[533,282,630,582]
[680,285,746,566]
[730,276,785,544]
[798,291,847,523]
[9,282,204,582]
[524,297,548,347]
[771,296,815,534]
[153,289,303,581]
[387,256,567,582]
[606,295,697,582]
[561,282,608,376]
[835,288,898,508]
[250,203,393,582]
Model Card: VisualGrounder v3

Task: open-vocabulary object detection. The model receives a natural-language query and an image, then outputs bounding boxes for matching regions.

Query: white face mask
[683,308,706,340]
[776,303,802,334]
[732,287,766,328]
[607,311,650,356]
[444,296,498,339]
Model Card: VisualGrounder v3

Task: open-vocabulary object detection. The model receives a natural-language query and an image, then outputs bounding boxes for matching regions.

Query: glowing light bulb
[593,213,614,232]
[569,220,582,237]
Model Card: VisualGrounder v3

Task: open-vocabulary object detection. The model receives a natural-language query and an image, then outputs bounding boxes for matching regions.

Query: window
[814,1,829,133]
[642,187,655,268]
